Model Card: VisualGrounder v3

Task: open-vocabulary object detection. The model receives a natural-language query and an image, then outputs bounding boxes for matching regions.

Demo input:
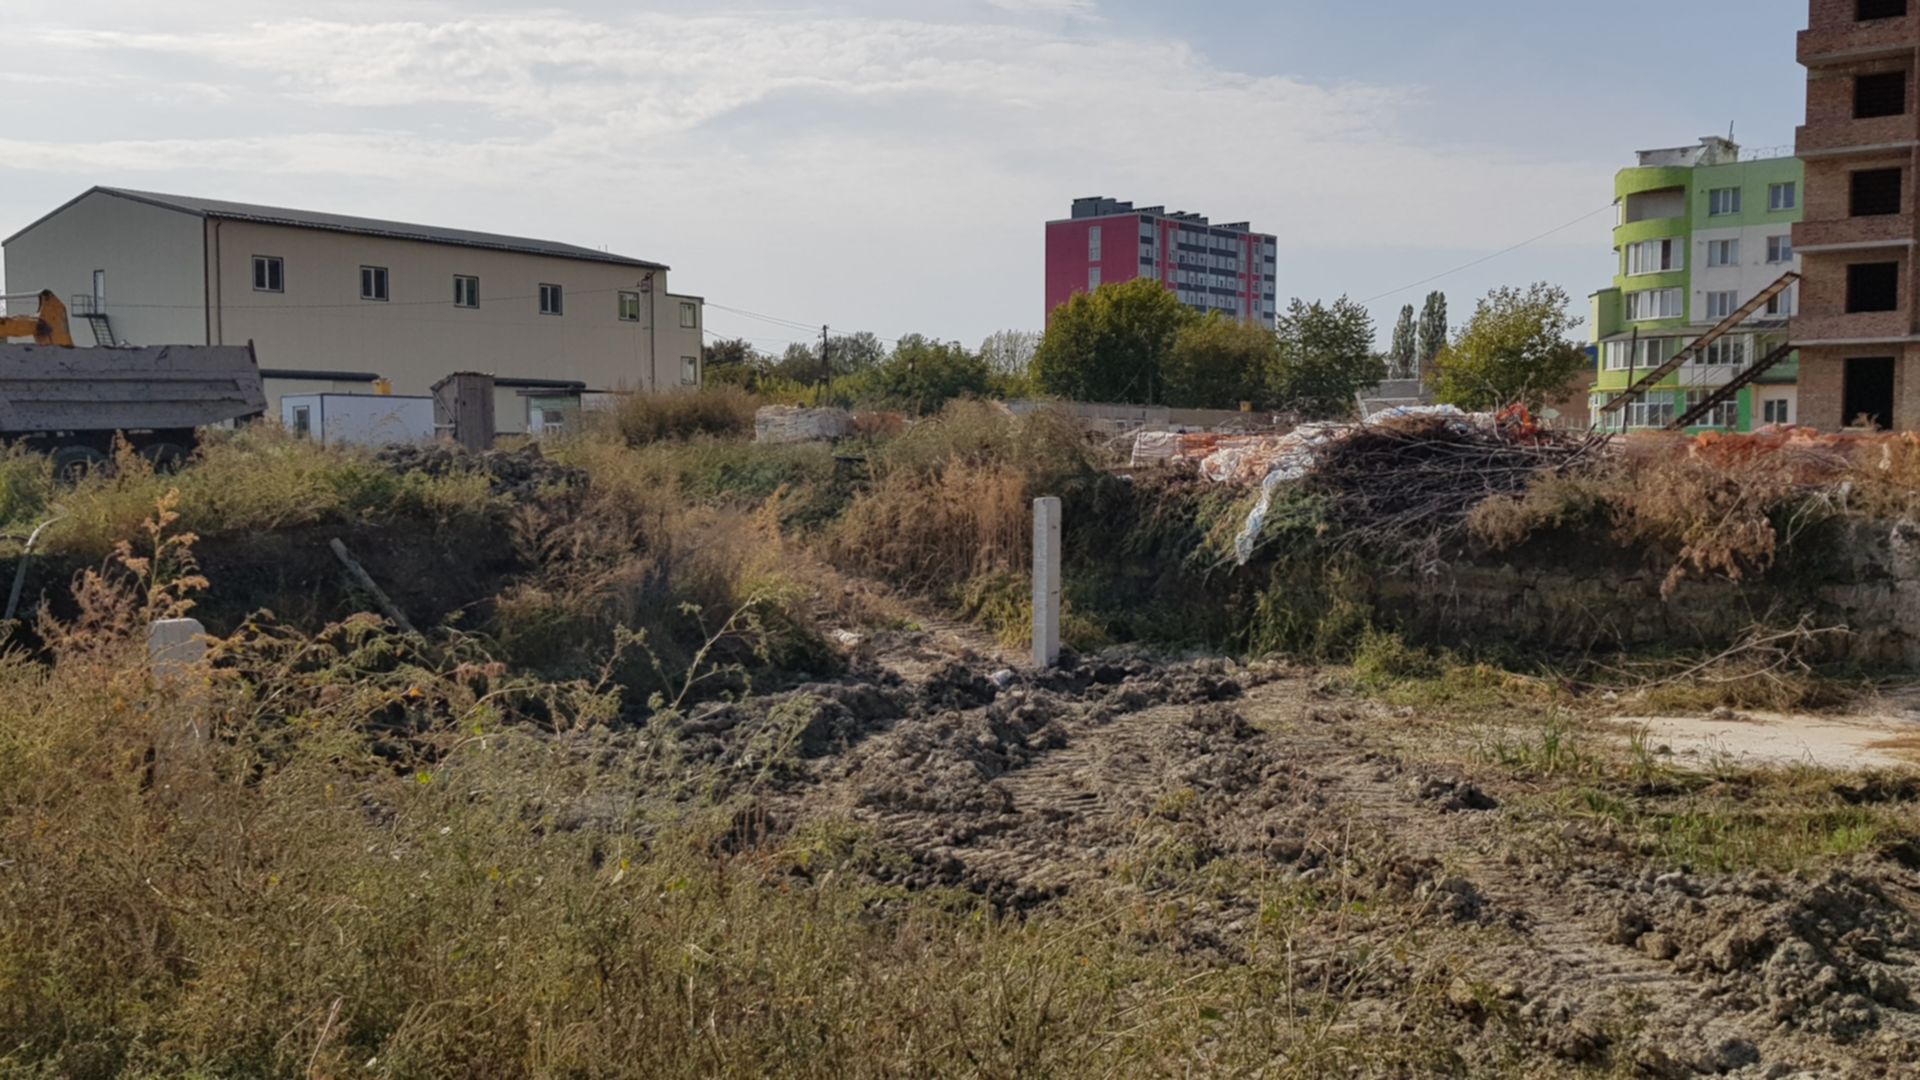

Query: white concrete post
[1032,497,1062,670]
[148,619,211,790]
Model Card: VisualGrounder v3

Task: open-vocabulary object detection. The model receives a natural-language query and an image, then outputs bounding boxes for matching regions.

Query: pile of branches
[1303,414,1610,573]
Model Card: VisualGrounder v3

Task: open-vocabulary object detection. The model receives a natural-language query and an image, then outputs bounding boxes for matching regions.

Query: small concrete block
[1032,497,1062,670]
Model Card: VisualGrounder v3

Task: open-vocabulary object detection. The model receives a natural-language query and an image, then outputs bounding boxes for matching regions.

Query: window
[1682,390,1740,430]
[1765,285,1799,317]
[539,283,563,315]
[1767,235,1795,264]
[1851,168,1903,216]
[453,275,479,309]
[252,256,284,293]
[1762,398,1793,425]
[1846,262,1901,312]
[291,405,312,438]
[1855,71,1908,119]
[682,356,700,386]
[1604,337,1674,371]
[1088,226,1102,261]
[1701,337,1748,366]
[1770,183,1798,212]
[359,265,388,302]
[1626,391,1677,429]
[618,291,641,322]
[1707,239,1740,267]
[680,301,698,329]
[1708,188,1742,216]
[1088,267,1102,291]
[1705,290,1740,320]
[1625,238,1682,275]
[1626,288,1683,321]
[1859,0,1908,19]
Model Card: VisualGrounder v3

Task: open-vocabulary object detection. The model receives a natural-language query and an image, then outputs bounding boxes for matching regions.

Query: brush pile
[1234,410,1611,570]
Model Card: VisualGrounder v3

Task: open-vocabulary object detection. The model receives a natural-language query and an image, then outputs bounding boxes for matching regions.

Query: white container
[281,393,435,447]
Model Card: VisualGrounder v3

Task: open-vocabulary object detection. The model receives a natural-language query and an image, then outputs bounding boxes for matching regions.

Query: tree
[1417,291,1448,377]
[979,329,1041,377]
[1267,297,1385,420]
[1389,304,1418,380]
[864,334,991,415]
[1431,283,1589,412]
[1164,315,1276,409]
[773,342,822,382]
[701,338,763,386]
[829,331,886,375]
[1032,278,1196,404]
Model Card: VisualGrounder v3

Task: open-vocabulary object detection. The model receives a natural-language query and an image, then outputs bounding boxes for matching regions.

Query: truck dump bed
[0,343,268,434]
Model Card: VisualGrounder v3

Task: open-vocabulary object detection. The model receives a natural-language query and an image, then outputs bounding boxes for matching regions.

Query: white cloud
[0,4,1612,343]
[983,0,1097,15]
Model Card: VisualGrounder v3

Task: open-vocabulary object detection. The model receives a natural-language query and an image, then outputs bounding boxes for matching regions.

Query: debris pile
[375,441,587,499]
[1228,410,1610,567]
[755,405,855,445]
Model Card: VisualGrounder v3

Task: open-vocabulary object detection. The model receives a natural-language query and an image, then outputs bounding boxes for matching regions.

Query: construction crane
[0,290,75,347]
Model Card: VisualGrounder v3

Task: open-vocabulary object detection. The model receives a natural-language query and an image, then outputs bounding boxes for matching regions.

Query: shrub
[602,386,758,445]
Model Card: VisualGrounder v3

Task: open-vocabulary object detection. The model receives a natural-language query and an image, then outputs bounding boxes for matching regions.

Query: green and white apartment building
[1590,137,1804,431]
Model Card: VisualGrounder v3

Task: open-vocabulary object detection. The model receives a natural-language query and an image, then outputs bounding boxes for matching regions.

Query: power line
[1357,203,1617,305]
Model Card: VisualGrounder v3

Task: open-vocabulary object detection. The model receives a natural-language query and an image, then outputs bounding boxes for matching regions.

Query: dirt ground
[660,620,1920,1078]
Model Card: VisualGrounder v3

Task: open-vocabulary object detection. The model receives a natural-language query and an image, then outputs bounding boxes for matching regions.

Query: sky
[0,0,1811,351]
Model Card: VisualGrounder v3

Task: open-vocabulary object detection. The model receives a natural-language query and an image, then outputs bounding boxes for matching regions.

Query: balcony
[1797,113,1920,157]
[1795,212,1919,250]
[1800,12,1920,65]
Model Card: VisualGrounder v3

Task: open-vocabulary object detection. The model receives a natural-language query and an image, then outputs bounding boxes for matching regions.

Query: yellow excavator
[0,290,75,347]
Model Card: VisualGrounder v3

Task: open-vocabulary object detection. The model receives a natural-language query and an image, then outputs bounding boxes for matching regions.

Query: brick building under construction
[1794,0,1920,430]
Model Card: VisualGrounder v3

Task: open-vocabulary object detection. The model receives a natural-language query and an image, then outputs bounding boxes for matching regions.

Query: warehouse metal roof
[6,187,667,271]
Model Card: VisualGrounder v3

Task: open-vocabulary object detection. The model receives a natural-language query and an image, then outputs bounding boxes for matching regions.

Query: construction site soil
[576,623,1920,1079]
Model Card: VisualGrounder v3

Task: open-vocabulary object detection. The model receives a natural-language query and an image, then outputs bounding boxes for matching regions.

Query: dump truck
[1,289,268,476]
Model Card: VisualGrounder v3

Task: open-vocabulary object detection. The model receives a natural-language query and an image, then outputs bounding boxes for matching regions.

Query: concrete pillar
[148,617,208,686]
[148,619,210,786]
[1032,497,1062,670]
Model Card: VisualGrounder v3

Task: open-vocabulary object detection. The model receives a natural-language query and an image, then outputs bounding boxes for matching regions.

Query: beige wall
[661,292,705,389]
[208,221,681,401]
[3,190,208,346]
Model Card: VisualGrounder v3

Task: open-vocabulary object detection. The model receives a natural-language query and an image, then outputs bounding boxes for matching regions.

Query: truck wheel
[140,442,189,473]
[51,445,110,484]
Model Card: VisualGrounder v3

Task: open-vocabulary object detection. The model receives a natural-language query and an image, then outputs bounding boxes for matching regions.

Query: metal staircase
[69,295,119,346]
[1599,271,1800,417]
[1665,341,1797,431]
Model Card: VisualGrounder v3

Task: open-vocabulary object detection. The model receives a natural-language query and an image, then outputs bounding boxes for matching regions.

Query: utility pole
[820,324,831,386]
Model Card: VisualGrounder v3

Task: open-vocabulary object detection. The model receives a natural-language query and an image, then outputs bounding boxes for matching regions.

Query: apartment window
[539,283,563,315]
[1765,285,1799,317]
[1855,71,1908,119]
[1604,337,1674,371]
[1846,262,1901,312]
[1626,287,1683,321]
[453,275,479,309]
[1767,235,1795,264]
[1851,168,1904,216]
[1762,398,1793,425]
[1626,391,1677,429]
[1708,187,1742,216]
[1859,0,1908,19]
[679,301,698,329]
[1625,238,1682,275]
[1088,226,1103,261]
[682,356,700,385]
[252,256,284,293]
[1706,239,1740,267]
[617,291,641,322]
[1683,390,1739,430]
[1701,337,1748,366]
[1770,183,1798,212]
[1705,290,1740,320]
[1088,267,1102,291]
[359,266,388,302]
